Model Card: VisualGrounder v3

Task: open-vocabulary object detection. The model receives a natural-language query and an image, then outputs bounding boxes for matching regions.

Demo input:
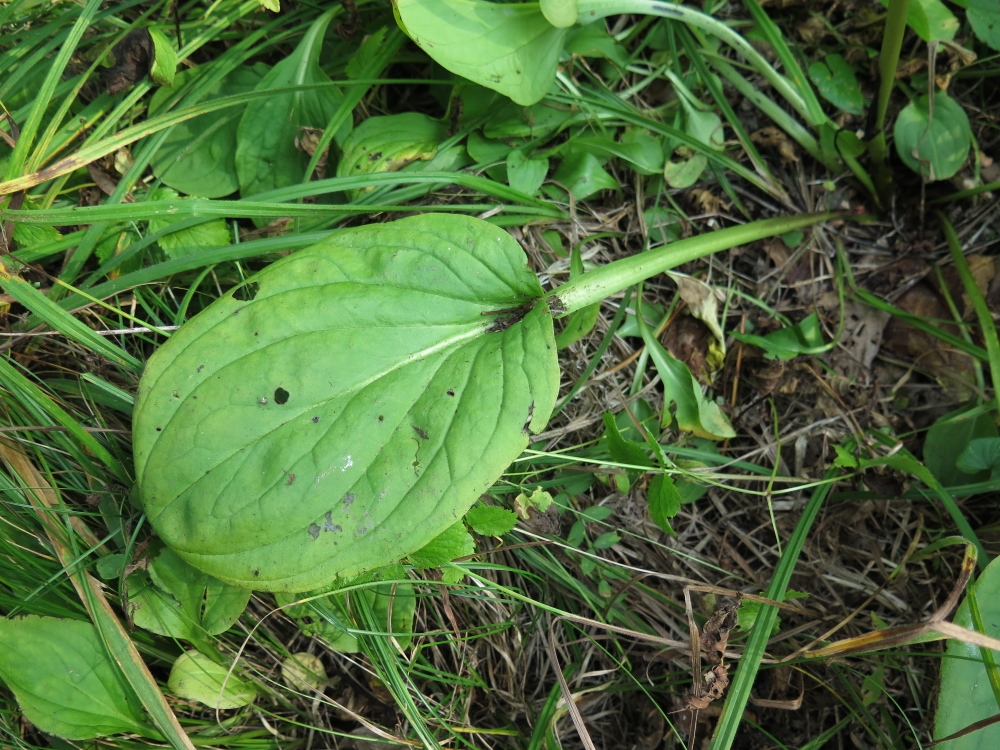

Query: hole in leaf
[274,387,289,405]
[232,281,259,301]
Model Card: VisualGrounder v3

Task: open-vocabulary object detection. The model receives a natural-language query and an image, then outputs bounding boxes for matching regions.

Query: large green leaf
[0,616,151,740]
[336,113,447,200]
[235,10,349,197]
[134,215,558,591]
[934,554,1000,747]
[894,92,971,181]
[149,64,268,198]
[393,0,567,106]
[878,0,958,42]
[969,0,1000,50]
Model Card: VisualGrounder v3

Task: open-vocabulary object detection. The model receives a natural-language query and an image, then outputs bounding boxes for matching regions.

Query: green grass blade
[709,469,839,750]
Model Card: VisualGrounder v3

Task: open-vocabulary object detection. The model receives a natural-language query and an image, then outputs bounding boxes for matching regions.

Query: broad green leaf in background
[147,27,178,87]
[128,547,251,649]
[149,64,268,198]
[0,616,151,739]
[337,112,447,200]
[664,153,708,189]
[956,438,1000,480]
[808,54,864,115]
[636,296,735,440]
[465,505,519,536]
[571,131,663,176]
[507,148,549,195]
[923,405,999,486]
[393,0,567,106]
[968,0,1000,50]
[553,150,619,200]
[483,100,573,140]
[730,312,826,361]
[147,188,231,259]
[878,0,958,42]
[281,653,327,691]
[934,554,1000,747]
[276,579,416,652]
[133,215,558,591]
[644,206,682,246]
[167,651,256,709]
[235,10,349,197]
[563,21,629,66]
[894,92,971,180]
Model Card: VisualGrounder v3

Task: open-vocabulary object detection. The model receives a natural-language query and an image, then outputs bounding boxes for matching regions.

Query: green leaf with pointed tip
[507,148,549,195]
[148,64,268,198]
[0,616,151,740]
[235,10,348,198]
[393,0,567,106]
[134,214,558,592]
[167,651,256,709]
[147,27,177,87]
[648,474,681,535]
[337,113,447,200]
[894,92,971,181]
[807,54,864,115]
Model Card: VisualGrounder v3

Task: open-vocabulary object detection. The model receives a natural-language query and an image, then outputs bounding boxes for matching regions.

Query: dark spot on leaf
[197,365,204,373]
[254,331,258,336]
[285,472,295,486]
[308,524,320,540]
[103,29,153,95]
[378,415,384,422]
[484,299,536,333]
[155,427,162,432]
[232,280,259,301]
[312,416,319,423]
[172,391,179,398]
[343,492,355,507]
[321,511,342,533]
[447,389,455,397]
[252,569,259,577]
[274,387,289,405]
[369,151,382,161]
[412,424,429,440]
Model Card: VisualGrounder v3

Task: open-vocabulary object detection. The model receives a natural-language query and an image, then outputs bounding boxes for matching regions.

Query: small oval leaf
[134,215,558,591]
[167,651,256,709]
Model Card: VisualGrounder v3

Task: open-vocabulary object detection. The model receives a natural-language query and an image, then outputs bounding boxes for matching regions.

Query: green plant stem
[549,212,839,315]
[940,212,1000,417]
[869,0,911,206]
[709,468,839,750]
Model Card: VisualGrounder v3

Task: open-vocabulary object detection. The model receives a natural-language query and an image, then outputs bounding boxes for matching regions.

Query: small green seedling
[134,211,836,591]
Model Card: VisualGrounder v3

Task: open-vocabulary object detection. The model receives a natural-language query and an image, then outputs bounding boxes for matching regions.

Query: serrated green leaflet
[134,214,558,591]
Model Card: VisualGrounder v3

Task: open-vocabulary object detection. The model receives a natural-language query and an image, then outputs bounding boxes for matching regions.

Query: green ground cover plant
[1,0,1000,748]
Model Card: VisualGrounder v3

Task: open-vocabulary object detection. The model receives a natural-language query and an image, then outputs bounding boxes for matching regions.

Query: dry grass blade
[804,543,989,659]
[0,437,197,750]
